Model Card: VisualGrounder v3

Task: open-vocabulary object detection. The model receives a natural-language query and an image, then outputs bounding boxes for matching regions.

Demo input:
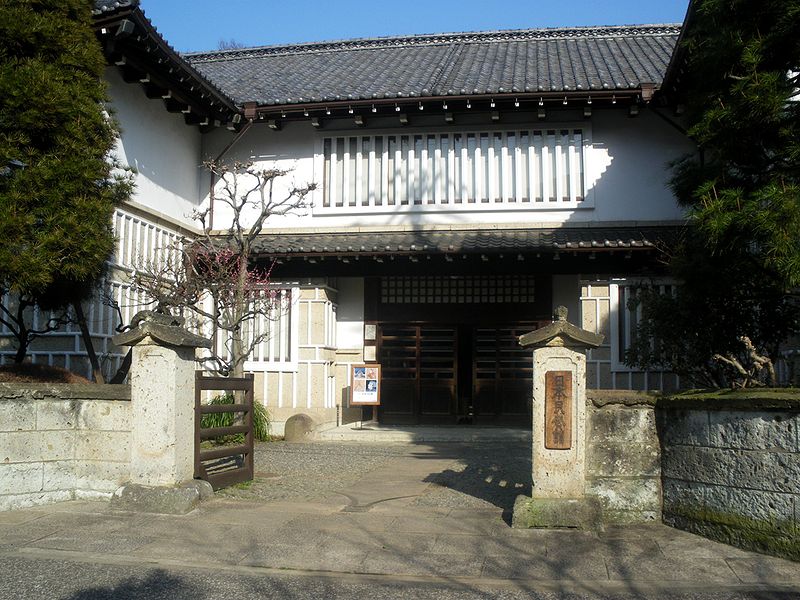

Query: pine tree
[0,1,133,369]
[673,0,800,286]
[626,0,800,386]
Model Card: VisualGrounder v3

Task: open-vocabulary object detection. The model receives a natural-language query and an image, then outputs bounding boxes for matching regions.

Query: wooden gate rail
[194,372,254,490]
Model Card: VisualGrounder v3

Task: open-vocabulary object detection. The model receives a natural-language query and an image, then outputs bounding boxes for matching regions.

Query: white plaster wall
[106,68,203,225]
[335,278,365,350]
[201,108,692,231]
[201,123,317,231]
[586,110,690,223]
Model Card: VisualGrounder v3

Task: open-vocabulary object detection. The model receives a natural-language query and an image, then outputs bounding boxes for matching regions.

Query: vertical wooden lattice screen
[473,325,545,418]
[321,128,586,211]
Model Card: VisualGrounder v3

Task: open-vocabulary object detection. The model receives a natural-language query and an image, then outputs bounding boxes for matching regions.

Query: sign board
[350,364,381,406]
[544,370,572,449]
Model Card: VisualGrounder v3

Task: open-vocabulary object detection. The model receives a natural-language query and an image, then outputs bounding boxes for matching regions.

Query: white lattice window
[112,209,184,270]
[318,127,590,212]
[230,287,299,372]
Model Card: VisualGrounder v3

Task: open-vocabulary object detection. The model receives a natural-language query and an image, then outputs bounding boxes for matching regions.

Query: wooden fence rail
[194,372,254,490]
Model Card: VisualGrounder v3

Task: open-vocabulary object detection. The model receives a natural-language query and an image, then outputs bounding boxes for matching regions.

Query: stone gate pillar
[110,312,213,513]
[513,306,604,529]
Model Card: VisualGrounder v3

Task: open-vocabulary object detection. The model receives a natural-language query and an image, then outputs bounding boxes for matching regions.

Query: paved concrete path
[1,441,798,599]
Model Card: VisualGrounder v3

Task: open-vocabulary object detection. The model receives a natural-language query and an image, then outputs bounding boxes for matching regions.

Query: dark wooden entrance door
[378,323,541,424]
[472,326,537,422]
[378,324,457,423]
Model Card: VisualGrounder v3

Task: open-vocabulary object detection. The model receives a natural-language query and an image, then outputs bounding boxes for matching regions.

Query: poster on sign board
[350,364,381,406]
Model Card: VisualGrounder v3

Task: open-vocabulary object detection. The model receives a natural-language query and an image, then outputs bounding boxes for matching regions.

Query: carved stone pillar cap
[112,310,212,349]
[518,305,604,349]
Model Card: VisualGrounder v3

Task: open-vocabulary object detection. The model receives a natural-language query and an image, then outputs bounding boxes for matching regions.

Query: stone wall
[658,391,800,561]
[586,390,661,523]
[0,384,131,511]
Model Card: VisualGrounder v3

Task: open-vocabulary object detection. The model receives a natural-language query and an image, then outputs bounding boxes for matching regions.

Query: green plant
[201,392,271,443]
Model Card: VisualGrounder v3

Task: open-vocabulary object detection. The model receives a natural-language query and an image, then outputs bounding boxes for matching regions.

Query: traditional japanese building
[2,0,694,432]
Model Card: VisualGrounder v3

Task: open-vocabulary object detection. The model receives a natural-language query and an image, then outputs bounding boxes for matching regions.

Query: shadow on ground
[415,442,531,519]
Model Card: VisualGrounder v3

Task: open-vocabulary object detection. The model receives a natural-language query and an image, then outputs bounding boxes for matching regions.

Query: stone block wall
[658,392,800,561]
[0,384,131,511]
[586,390,661,523]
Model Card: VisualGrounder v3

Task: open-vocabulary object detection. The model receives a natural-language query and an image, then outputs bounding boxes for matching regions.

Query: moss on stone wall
[587,389,660,407]
[658,397,799,562]
[665,504,799,561]
[660,389,800,410]
[0,383,130,402]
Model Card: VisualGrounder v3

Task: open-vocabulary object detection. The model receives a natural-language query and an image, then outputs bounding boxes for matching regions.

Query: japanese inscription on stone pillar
[545,370,572,449]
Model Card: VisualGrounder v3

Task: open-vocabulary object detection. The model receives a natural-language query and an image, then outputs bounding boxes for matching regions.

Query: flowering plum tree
[132,160,315,377]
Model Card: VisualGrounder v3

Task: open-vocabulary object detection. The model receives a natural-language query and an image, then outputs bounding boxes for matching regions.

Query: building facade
[1,1,695,432]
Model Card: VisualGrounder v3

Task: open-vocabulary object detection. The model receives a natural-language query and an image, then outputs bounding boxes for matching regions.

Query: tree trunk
[13,339,28,363]
[109,349,132,384]
[230,254,249,379]
[12,299,30,363]
[231,332,245,379]
[73,302,105,384]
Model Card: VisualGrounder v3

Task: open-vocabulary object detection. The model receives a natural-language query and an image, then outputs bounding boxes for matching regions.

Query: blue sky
[139,0,690,53]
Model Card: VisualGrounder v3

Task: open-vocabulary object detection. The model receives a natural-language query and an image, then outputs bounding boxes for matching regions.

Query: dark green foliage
[200,392,272,443]
[627,0,800,383]
[625,234,798,386]
[673,0,800,288]
[0,0,133,358]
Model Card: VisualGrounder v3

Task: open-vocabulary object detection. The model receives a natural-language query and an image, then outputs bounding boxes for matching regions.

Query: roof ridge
[185,23,681,63]
[91,0,138,15]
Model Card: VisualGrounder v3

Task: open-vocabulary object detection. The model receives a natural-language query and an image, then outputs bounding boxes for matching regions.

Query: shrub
[201,392,271,443]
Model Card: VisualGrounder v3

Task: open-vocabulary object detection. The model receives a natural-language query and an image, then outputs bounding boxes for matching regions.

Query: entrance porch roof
[250,224,682,260]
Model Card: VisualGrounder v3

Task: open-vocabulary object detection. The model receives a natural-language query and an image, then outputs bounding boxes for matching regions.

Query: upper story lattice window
[318,127,589,213]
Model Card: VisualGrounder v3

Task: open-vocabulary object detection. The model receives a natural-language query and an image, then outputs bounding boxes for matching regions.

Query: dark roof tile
[185,24,680,106]
[252,226,679,257]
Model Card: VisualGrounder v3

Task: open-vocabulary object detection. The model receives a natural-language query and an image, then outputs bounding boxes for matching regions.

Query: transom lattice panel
[320,128,587,212]
[380,276,536,304]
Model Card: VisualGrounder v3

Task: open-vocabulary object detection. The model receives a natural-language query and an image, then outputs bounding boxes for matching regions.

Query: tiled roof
[92,0,137,15]
[186,25,680,106]
[662,0,696,99]
[91,0,239,122]
[251,226,678,257]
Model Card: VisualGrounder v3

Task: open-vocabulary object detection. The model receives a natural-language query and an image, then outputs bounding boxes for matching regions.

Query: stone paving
[0,439,798,598]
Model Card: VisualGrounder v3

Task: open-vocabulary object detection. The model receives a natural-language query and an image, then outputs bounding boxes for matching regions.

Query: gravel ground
[217,441,531,512]
[216,442,411,502]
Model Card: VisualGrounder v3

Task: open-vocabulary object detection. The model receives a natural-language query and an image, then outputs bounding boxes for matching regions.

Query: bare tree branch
[0,289,72,363]
[130,160,313,377]
[711,336,776,388]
